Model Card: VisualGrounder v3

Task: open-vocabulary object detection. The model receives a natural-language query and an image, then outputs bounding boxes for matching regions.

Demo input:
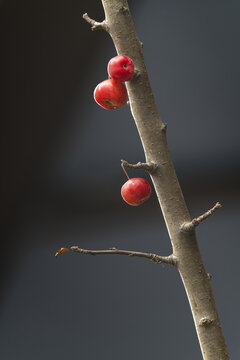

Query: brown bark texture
[83,1,230,359]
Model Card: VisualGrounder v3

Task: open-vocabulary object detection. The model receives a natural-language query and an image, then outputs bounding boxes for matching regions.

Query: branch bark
[83,1,230,359]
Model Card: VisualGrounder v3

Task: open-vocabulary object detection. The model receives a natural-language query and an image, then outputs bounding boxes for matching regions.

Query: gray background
[1,0,239,359]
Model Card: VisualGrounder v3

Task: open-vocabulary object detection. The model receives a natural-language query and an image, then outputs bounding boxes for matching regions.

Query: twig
[121,159,158,173]
[181,202,222,232]
[82,13,108,32]
[69,246,176,266]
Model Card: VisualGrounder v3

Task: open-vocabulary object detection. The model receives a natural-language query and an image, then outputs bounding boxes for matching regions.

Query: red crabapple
[121,178,151,206]
[108,55,134,82]
[94,79,128,110]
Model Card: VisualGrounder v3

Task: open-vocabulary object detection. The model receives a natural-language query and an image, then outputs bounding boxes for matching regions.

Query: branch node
[82,13,109,32]
[119,6,129,13]
[152,254,177,266]
[150,253,161,264]
[180,202,222,233]
[207,273,212,280]
[133,69,141,79]
[121,159,158,174]
[161,123,167,132]
[199,317,214,327]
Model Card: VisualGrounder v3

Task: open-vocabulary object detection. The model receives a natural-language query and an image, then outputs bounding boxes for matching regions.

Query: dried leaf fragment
[55,248,70,257]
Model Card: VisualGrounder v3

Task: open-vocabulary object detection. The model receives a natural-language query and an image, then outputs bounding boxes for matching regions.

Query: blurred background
[1,0,239,359]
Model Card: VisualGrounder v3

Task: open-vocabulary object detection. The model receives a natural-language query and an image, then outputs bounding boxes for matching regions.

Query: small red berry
[94,79,128,110]
[108,55,134,82]
[121,178,151,206]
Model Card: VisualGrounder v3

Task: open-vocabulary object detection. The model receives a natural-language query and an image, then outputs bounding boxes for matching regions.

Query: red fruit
[108,55,134,82]
[121,178,151,206]
[94,79,128,110]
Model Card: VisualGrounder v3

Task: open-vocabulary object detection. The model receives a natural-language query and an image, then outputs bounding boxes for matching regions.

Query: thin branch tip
[181,202,222,232]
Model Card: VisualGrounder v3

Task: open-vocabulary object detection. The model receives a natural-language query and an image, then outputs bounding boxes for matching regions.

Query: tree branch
[70,246,176,266]
[82,13,108,31]
[121,159,158,174]
[181,202,222,232]
[80,1,230,358]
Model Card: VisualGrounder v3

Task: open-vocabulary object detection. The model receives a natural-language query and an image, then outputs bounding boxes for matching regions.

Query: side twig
[181,202,222,232]
[121,159,158,174]
[71,246,176,265]
[56,246,176,266]
[82,13,108,31]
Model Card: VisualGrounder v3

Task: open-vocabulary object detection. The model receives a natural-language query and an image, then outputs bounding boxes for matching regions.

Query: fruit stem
[121,162,130,179]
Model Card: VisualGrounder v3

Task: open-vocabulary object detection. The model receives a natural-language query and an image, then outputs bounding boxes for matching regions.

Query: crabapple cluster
[93,55,151,206]
[94,55,134,110]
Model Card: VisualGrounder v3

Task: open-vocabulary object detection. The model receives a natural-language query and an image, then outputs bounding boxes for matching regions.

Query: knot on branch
[199,317,214,327]
[161,123,167,132]
[207,273,212,280]
[150,254,177,266]
[133,69,141,79]
[150,254,162,264]
[119,6,129,14]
